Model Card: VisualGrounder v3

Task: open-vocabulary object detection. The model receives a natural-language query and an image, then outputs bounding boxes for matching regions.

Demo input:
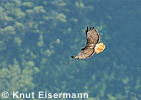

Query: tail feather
[95,43,105,54]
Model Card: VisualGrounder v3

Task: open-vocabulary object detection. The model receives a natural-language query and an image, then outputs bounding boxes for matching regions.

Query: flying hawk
[71,26,105,59]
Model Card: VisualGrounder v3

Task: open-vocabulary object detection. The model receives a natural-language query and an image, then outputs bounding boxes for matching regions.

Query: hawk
[71,26,105,59]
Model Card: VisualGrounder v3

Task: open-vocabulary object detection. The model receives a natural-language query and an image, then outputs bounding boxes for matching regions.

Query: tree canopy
[0,0,141,100]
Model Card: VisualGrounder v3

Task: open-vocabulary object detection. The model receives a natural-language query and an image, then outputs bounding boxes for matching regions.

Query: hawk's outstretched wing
[71,26,100,59]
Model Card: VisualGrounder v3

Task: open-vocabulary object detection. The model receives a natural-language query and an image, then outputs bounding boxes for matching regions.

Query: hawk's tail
[95,43,105,54]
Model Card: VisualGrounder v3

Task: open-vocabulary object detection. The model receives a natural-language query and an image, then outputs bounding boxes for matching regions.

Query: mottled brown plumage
[71,26,101,59]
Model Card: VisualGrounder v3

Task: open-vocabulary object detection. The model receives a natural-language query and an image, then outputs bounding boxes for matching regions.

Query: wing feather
[72,26,99,59]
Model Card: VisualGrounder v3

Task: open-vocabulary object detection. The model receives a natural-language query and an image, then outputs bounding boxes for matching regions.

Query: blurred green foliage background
[0,0,141,100]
